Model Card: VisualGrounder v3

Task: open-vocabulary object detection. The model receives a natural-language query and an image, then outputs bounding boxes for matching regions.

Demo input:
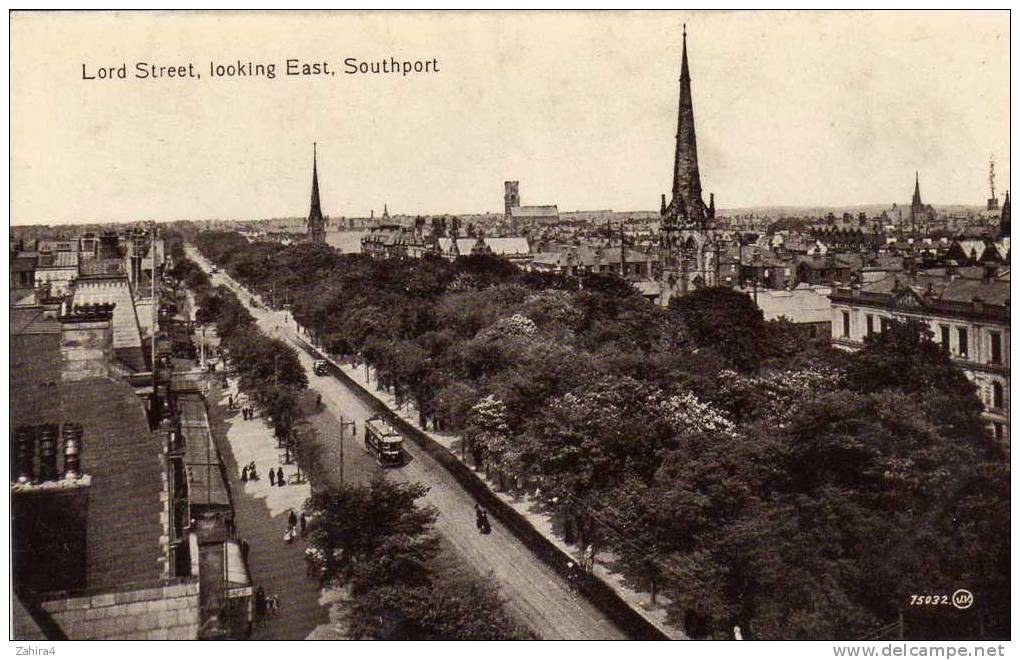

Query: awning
[225,540,251,595]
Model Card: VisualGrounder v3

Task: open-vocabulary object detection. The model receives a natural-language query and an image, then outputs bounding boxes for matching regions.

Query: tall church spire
[912,171,922,207]
[668,24,708,226]
[307,142,325,244]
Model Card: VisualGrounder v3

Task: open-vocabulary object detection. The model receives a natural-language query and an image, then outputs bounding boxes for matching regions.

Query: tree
[347,574,536,640]
[669,287,772,371]
[304,478,437,587]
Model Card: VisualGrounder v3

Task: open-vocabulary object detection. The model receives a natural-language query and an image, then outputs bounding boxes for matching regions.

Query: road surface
[185,245,627,640]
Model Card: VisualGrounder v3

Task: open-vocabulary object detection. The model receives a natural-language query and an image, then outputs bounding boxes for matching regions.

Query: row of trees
[165,236,307,442]
[305,478,534,639]
[192,230,1009,640]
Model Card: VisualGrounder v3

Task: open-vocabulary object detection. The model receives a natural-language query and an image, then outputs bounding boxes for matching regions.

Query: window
[958,328,969,358]
[842,312,850,338]
[880,317,889,333]
[940,325,950,351]
[866,315,874,336]
[990,332,1002,365]
[992,382,1004,410]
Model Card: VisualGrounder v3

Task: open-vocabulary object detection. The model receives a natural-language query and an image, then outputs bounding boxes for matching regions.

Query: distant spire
[912,171,922,207]
[307,142,325,243]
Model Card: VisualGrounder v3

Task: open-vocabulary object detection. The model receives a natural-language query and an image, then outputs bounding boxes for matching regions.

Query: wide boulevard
[185,245,627,640]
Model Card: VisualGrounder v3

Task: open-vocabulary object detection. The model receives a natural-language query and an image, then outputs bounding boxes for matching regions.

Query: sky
[9,10,1010,225]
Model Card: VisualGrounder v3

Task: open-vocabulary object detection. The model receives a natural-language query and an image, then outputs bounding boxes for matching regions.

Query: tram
[363,417,405,467]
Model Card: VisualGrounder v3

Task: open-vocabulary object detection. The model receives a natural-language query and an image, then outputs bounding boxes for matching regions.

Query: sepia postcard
[7,9,1011,653]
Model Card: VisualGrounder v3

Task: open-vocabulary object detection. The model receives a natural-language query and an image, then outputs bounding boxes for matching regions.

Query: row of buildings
[11,228,254,639]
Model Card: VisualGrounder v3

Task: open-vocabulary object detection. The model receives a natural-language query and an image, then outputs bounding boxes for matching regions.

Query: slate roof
[10,333,164,591]
[510,205,559,218]
[859,273,1010,307]
[438,237,531,256]
[72,278,146,371]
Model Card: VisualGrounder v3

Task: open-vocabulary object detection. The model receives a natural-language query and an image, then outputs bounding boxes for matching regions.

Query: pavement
[208,380,331,640]
[186,245,627,640]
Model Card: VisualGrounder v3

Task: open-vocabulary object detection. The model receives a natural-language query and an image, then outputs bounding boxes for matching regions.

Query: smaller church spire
[307,142,325,244]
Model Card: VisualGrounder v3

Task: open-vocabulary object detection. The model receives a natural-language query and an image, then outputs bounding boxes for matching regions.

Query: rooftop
[10,327,165,591]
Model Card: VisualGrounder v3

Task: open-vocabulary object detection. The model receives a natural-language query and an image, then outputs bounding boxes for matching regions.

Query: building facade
[830,271,1010,446]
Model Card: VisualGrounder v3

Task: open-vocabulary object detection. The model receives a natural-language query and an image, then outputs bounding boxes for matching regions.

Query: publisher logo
[952,589,974,610]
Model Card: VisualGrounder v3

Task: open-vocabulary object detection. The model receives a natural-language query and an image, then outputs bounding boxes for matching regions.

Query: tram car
[363,417,405,467]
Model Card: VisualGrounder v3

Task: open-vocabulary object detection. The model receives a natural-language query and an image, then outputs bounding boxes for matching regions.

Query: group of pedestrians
[268,467,288,487]
[241,405,257,420]
[240,461,259,482]
[254,587,281,620]
[284,509,307,544]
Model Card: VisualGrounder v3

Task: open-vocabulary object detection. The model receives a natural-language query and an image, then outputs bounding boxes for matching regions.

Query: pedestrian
[299,512,307,537]
[288,510,298,529]
[249,463,258,481]
[241,466,248,482]
[254,587,266,621]
[240,539,249,561]
[475,503,484,531]
[272,595,280,614]
[277,466,285,487]
[268,467,276,486]
[479,509,491,535]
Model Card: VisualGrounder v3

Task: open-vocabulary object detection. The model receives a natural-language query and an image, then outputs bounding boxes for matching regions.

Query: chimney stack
[37,424,59,482]
[13,426,36,484]
[62,423,84,480]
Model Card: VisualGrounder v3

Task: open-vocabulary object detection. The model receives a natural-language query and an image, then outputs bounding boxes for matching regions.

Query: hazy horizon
[11,11,1010,226]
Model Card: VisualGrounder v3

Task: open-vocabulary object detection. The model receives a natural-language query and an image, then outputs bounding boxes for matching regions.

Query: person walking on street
[268,467,276,486]
[254,587,266,621]
[288,510,298,529]
[300,512,307,538]
[475,503,484,531]
[478,509,491,535]
[277,466,285,486]
[241,466,248,483]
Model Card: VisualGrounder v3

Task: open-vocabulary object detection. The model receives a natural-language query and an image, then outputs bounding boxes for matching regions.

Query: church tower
[658,26,719,305]
[307,143,326,244]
